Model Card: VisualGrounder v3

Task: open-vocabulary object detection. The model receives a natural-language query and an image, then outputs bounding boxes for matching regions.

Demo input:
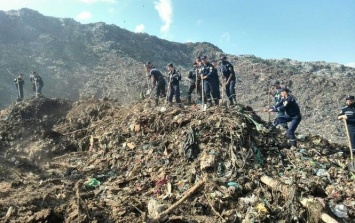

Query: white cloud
[76,11,92,21]
[154,0,172,33]
[135,24,145,33]
[78,0,117,4]
[345,62,355,68]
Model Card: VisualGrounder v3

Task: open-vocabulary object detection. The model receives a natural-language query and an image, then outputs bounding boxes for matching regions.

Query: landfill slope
[0,97,354,223]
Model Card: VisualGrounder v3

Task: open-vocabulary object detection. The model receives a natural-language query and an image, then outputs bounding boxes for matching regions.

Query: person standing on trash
[166,63,182,108]
[338,95,355,151]
[211,59,221,104]
[220,56,236,106]
[145,62,166,106]
[266,87,302,149]
[200,56,218,107]
[195,57,203,104]
[14,73,25,101]
[271,80,288,131]
[187,62,198,105]
[29,71,44,97]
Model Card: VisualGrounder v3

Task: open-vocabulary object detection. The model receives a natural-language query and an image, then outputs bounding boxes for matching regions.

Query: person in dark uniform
[211,60,221,104]
[166,63,182,108]
[187,62,198,105]
[29,71,44,97]
[267,87,302,148]
[200,56,219,107]
[14,73,25,101]
[271,80,288,130]
[220,56,236,105]
[338,95,355,151]
[145,62,166,106]
[195,57,203,104]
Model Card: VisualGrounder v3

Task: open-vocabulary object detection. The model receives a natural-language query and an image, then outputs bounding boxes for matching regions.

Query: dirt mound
[0,97,354,223]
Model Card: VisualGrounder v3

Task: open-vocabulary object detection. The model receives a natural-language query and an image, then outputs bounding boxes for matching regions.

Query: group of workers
[145,55,355,150]
[13,71,44,101]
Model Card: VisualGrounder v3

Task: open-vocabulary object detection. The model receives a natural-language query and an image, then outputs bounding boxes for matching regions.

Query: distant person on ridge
[338,95,355,151]
[14,73,25,101]
[29,71,44,98]
[266,87,302,149]
[166,63,182,108]
[145,62,166,106]
[219,56,236,106]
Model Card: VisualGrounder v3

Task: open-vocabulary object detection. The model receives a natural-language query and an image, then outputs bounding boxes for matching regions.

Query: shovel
[343,119,355,172]
[201,78,206,111]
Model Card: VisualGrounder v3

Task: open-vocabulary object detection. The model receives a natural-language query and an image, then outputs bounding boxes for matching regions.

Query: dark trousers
[273,114,302,146]
[211,81,220,100]
[277,109,288,129]
[203,80,212,102]
[187,80,202,101]
[154,80,166,99]
[348,126,355,150]
[168,84,181,103]
[225,80,236,101]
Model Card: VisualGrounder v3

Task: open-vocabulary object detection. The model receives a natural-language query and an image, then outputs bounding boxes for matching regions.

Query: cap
[272,80,280,86]
[346,95,355,100]
[193,62,197,65]
[221,56,227,60]
[201,55,207,60]
[211,60,217,63]
[167,63,174,68]
[280,87,290,92]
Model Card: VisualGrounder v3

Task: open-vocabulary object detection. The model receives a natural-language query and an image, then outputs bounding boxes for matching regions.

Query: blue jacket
[168,69,181,85]
[220,61,236,81]
[201,62,218,83]
[338,104,355,129]
[270,95,300,116]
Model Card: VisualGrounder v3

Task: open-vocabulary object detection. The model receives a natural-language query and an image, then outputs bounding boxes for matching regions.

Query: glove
[338,115,348,120]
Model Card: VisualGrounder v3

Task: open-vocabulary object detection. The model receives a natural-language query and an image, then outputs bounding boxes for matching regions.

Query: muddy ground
[0,97,354,223]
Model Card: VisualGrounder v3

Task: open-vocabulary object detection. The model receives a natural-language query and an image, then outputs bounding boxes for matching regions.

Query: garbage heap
[0,97,354,223]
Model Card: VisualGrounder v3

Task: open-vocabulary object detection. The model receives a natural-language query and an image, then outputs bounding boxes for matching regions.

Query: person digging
[265,87,302,149]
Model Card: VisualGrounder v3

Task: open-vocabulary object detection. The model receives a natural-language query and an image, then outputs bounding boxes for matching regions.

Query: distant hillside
[1,8,355,145]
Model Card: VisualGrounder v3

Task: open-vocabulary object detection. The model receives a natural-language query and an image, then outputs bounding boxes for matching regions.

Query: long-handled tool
[267,86,271,123]
[343,119,355,172]
[201,78,206,111]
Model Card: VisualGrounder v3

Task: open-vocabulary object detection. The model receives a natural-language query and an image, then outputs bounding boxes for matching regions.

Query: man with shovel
[338,95,355,152]
[220,56,236,106]
[29,71,44,98]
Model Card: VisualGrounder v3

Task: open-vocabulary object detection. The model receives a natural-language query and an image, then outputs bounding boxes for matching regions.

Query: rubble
[0,97,354,223]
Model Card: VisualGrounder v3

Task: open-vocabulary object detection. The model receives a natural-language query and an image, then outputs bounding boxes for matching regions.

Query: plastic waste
[331,204,348,218]
[86,178,100,188]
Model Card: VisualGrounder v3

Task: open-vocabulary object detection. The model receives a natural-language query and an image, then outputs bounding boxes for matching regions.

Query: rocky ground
[0,97,355,223]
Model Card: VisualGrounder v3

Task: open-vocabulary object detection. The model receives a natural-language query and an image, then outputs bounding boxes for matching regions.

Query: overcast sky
[1,0,354,67]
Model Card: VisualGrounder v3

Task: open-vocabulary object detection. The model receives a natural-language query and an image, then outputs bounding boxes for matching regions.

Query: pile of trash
[0,97,354,223]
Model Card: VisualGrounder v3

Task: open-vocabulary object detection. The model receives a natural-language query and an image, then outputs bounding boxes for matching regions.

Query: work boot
[214,99,219,106]
[178,103,183,109]
[207,100,213,108]
[154,99,159,106]
[229,99,234,106]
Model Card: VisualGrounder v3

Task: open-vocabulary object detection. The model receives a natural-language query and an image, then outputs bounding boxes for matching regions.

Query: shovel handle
[343,119,354,160]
